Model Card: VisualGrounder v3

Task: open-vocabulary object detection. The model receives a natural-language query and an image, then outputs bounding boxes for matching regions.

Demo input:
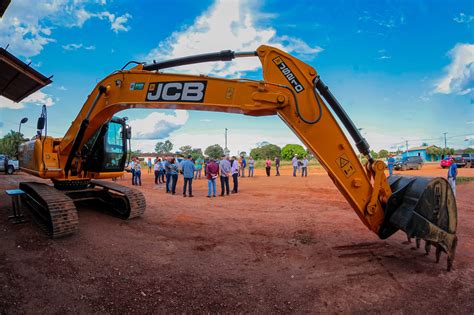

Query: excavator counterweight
[17,45,457,270]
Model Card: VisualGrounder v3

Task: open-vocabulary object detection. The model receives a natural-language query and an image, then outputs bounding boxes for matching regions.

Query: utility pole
[443,132,447,150]
[224,128,229,155]
[405,140,408,154]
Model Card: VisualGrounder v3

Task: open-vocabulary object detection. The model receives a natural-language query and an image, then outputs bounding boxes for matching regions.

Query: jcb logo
[146,81,207,102]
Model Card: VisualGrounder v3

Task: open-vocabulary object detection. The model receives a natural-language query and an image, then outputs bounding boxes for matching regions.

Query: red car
[440,157,453,169]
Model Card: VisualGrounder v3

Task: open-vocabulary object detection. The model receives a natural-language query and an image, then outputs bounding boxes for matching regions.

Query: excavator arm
[18,45,457,270]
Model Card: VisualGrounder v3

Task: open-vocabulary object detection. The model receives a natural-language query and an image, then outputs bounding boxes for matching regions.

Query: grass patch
[457,177,474,184]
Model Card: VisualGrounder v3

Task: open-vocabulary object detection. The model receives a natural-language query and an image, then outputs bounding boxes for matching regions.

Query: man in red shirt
[205,158,219,197]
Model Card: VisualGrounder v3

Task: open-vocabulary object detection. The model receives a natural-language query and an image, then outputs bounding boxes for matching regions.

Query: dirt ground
[0,163,473,313]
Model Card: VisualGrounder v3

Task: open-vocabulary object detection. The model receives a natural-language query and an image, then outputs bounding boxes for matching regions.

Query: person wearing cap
[292,154,298,177]
[231,156,239,193]
[181,155,196,197]
[206,158,219,197]
[219,155,231,196]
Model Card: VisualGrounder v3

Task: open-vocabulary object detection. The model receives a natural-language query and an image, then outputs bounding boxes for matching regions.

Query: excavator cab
[83,117,129,174]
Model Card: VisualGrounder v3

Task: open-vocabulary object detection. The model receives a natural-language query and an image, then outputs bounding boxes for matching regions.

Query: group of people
[136,155,246,197]
[128,154,312,198]
[263,155,308,177]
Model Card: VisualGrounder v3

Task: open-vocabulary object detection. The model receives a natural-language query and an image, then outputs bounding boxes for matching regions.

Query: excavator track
[19,182,79,238]
[87,179,146,219]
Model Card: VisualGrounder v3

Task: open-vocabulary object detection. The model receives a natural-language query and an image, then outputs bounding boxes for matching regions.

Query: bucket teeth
[435,245,442,263]
[424,241,432,255]
[383,175,458,272]
[415,238,421,249]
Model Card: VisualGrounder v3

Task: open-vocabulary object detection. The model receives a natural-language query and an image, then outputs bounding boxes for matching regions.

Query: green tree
[154,140,173,154]
[370,150,379,159]
[426,146,442,156]
[0,130,27,158]
[127,149,142,161]
[179,145,193,156]
[205,144,224,159]
[421,142,429,146]
[190,148,204,160]
[378,149,389,159]
[463,148,474,153]
[250,143,281,160]
[442,147,454,155]
[280,144,306,160]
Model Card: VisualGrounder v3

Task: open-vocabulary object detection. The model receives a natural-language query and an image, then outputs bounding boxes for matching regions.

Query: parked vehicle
[440,157,453,169]
[462,153,474,168]
[0,154,19,175]
[452,155,467,168]
[394,156,423,170]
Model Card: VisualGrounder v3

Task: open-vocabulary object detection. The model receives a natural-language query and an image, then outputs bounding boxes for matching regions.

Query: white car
[0,154,19,175]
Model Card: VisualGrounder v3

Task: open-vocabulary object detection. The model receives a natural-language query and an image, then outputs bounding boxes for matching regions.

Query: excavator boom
[18,45,457,270]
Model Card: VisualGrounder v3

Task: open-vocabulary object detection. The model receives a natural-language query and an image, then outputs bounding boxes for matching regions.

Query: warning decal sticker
[336,154,355,178]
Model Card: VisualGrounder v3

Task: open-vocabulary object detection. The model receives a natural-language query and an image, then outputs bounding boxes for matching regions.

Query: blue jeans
[241,167,245,177]
[134,170,142,185]
[131,169,136,185]
[208,178,216,196]
[388,166,394,177]
[248,166,254,177]
[293,166,297,176]
[166,173,171,192]
[183,177,193,195]
[171,174,178,193]
[302,167,307,177]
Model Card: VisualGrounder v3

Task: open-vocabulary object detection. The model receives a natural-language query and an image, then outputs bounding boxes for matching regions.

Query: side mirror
[37,117,45,130]
[126,126,132,140]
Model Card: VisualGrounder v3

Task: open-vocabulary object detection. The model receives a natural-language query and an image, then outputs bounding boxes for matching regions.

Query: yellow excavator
[17,45,457,270]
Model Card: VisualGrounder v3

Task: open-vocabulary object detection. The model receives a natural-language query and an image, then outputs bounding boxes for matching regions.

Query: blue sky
[0,0,472,154]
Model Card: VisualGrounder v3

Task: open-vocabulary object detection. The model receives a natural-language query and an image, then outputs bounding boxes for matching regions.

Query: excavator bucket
[379,175,458,270]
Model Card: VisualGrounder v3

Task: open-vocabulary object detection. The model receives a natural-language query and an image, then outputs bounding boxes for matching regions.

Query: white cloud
[435,43,474,95]
[453,13,474,24]
[144,0,322,77]
[0,90,55,109]
[128,111,189,140]
[0,0,131,58]
[108,13,132,33]
[62,43,96,51]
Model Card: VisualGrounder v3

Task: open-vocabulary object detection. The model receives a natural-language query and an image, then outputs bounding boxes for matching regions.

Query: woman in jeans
[169,157,179,195]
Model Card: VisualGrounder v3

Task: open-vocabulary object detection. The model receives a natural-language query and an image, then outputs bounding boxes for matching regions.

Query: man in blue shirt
[181,155,196,197]
[387,155,395,177]
[240,156,246,177]
[448,159,458,197]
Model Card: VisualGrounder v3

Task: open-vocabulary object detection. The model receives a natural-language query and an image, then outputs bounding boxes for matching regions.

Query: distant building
[401,145,442,162]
